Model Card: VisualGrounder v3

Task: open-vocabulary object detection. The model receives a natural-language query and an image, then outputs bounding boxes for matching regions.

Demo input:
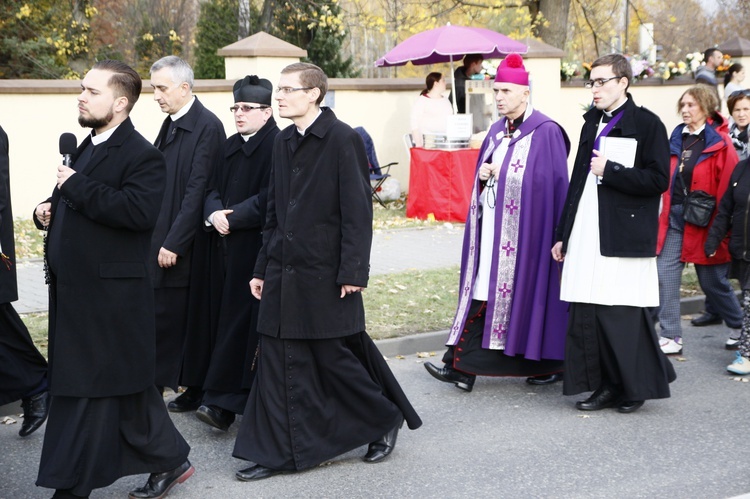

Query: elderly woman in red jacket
[655,85,742,355]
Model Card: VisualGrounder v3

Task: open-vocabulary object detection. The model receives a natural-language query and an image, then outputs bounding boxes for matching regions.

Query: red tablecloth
[406,147,480,222]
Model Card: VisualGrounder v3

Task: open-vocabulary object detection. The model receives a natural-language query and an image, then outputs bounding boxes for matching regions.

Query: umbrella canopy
[374,25,527,67]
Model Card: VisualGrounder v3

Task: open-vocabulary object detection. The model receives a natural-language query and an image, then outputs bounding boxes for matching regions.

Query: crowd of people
[2,46,749,498]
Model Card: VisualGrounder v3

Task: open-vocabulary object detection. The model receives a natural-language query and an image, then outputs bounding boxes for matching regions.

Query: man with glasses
[232,62,421,481]
[194,75,279,432]
[552,53,675,414]
[148,56,225,411]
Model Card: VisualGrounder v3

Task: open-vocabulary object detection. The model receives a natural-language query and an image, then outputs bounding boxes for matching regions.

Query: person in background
[696,47,724,87]
[724,63,745,107]
[148,55,224,411]
[410,72,452,147]
[553,53,675,414]
[656,85,743,356]
[452,54,484,114]
[706,150,750,374]
[0,124,49,438]
[195,75,279,432]
[232,62,421,481]
[33,59,191,499]
[424,53,570,392]
[728,89,750,161]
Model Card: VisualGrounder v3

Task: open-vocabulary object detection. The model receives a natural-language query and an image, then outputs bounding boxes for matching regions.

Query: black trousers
[563,302,675,401]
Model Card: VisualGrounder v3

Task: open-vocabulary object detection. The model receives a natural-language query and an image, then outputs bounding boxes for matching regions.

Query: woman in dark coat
[706,157,750,373]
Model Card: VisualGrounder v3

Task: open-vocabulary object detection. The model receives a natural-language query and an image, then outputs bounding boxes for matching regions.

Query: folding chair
[354,127,397,208]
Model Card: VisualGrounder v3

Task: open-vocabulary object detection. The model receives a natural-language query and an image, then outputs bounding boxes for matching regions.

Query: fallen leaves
[1,416,17,425]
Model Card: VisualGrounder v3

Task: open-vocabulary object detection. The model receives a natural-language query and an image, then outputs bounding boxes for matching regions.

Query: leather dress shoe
[128,460,194,499]
[575,385,621,411]
[423,362,475,392]
[236,464,283,481]
[363,417,403,463]
[618,400,645,413]
[167,387,203,413]
[691,312,722,327]
[20,391,49,437]
[196,404,235,431]
[526,373,563,385]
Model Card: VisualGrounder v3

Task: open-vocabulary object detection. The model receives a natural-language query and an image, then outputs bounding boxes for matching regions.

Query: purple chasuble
[446,110,570,361]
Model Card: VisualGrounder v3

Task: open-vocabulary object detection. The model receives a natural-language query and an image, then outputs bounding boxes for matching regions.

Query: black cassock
[201,119,278,413]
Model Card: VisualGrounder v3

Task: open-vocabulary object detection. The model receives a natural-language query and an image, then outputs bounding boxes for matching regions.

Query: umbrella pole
[450,55,457,114]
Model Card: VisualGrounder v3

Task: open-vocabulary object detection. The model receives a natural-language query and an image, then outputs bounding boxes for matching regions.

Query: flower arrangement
[657,60,688,80]
[716,54,735,76]
[560,61,577,82]
[628,57,655,81]
[685,52,703,73]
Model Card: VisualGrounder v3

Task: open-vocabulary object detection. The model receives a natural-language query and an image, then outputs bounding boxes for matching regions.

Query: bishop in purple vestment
[424,54,570,392]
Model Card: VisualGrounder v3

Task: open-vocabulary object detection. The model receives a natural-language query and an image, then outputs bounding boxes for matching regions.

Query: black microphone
[59,133,77,167]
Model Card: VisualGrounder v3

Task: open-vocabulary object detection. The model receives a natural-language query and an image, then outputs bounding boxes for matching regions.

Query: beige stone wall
[0,76,697,218]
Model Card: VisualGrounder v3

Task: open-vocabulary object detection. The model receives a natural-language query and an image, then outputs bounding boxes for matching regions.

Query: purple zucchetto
[233,75,272,105]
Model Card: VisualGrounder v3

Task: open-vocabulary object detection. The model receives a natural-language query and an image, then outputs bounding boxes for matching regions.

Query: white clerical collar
[604,98,628,117]
[91,123,120,145]
[241,130,258,142]
[296,108,323,135]
[171,96,196,121]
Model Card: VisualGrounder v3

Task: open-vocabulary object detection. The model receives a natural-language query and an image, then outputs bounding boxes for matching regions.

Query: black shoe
[526,373,563,385]
[196,404,235,431]
[128,460,193,499]
[423,362,475,392]
[575,385,621,411]
[363,417,403,463]
[20,391,49,437]
[167,387,203,413]
[618,400,645,413]
[236,464,283,481]
[691,313,722,327]
[52,489,88,498]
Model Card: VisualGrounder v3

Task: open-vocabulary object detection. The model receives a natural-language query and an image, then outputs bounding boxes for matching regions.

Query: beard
[78,109,114,129]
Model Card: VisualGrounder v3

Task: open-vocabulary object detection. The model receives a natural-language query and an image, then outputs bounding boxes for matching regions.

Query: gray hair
[150,55,194,89]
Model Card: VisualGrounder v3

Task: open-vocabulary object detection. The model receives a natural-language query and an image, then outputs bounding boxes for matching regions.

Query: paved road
[2,319,750,498]
[6,226,750,498]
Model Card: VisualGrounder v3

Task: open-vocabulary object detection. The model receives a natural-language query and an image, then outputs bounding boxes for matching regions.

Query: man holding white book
[552,53,676,414]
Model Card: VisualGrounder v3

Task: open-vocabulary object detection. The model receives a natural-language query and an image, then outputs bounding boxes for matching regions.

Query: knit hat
[233,75,272,105]
[495,53,529,86]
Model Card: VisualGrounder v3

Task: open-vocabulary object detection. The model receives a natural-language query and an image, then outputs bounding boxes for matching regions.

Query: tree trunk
[531,0,571,50]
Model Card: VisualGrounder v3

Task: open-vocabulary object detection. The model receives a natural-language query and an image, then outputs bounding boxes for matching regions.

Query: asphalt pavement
[3,225,750,498]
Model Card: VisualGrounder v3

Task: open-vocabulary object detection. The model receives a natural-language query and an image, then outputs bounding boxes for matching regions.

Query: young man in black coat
[232,62,422,481]
[0,124,49,438]
[148,56,225,408]
[195,75,279,431]
[33,60,192,499]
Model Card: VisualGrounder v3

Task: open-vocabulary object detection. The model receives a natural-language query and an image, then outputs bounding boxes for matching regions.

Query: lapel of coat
[78,118,134,177]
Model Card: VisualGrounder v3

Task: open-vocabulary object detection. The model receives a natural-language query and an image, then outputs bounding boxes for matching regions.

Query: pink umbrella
[375,24,527,113]
[375,25,527,67]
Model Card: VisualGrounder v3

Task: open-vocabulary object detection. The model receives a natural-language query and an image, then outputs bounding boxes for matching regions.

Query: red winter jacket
[656,115,739,264]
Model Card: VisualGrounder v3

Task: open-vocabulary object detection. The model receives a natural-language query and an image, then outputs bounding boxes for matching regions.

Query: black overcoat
[0,125,47,405]
[33,118,166,398]
[556,95,670,257]
[202,118,278,392]
[0,125,17,304]
[149,97,224,288]
[254,108,372,339]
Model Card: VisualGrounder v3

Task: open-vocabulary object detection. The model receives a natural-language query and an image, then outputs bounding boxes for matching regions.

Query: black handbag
[683,189,716,227]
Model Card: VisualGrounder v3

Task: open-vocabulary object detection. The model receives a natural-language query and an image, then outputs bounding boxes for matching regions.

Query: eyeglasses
[230,104,270,113]
[729,89,750,99]
[584,76,622,89]
[275,86,313,94]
